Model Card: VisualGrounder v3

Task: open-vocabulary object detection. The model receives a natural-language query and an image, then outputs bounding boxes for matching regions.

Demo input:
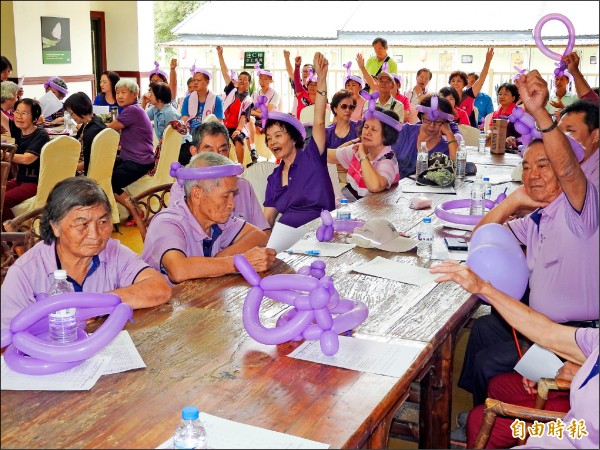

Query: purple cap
[255,95,306,140]
[342,61,365,89]
[360,90,403,132]
[149,61,168,81]
[44,77,68,96]
[170,162,244,186]
[254,61,273,78]
[190,63,212,81]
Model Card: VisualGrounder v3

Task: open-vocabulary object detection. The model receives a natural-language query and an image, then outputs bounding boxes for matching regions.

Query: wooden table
[1,149,520,449]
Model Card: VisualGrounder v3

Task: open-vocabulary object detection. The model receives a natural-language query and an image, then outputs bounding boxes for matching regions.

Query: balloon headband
[256,95,307,140]
[508,106,584,161]
[415,95,455,122]
[390,73,402,85]
[307,67,318,84]
[44,77,68,95]
[342,61,365,89]
[149,61,168,80]
[169,162,244,186]
[254,61,273,78]
[190,63,212,81]
[230,70,238,82]
[360,91,403,132]
[533,13,575,78]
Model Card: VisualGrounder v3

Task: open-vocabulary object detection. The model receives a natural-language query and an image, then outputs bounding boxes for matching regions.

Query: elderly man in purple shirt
[169,120,270,233]
[1,177,171,333]
[141,152,276,285]
[456,69,599,408]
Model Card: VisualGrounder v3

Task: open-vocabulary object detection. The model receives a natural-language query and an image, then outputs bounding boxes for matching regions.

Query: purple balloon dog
[233,255,368,356]
[316,209,365,242]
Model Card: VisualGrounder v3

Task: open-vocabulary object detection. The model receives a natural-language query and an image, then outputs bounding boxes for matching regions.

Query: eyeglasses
[338,104,356,111]
[13,110,31,117]
[422,117,447,127]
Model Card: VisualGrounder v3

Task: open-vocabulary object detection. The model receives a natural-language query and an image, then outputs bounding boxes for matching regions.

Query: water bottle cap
[423,217,432,224]
[181,406,199,420]
[54,269,68,279]
[483,177,490,181]
[340,199,348,204]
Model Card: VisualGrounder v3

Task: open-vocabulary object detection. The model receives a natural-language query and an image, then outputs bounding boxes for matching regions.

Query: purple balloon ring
[170,162,244,186]
[533,13,576,63]
[434,194,506,226]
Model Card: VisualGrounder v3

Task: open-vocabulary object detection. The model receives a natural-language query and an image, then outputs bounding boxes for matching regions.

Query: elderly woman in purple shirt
[262,52,335,228]
[0,177,171,332]
[106,79,155,223]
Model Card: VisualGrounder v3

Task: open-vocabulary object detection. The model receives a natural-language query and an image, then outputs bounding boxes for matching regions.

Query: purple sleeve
[506,216,529,245]
[564,180,599,239]
[575,328,599,358]
[0,265,36,332]
[111,241,152,287]
[141,217,190,272]
[116,105,136,128]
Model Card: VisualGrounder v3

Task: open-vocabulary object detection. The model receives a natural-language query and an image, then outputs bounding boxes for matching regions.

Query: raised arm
[563,52,595,100]
[311,52,328,155]
[515,70,588,212]
[293,56,306,95]
[471,48,494,97]
[356,53,378,91]
[169,58,178,101]
[284,50,294,80]
[430,261,586,364]
[216,46,231,85]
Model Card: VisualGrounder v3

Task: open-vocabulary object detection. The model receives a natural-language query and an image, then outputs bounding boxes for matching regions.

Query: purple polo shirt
[582,149,599,188]
[117,103,155,165]
[264,138,335,228]
[141,194,246,285]
[507,180,599,323]
[518,328,598,449]
[0,239,150,332]
[325,121,361,149]
[169,178,270,231]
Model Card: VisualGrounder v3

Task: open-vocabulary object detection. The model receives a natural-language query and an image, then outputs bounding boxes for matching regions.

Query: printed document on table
[156,412,330,449]
[288,335,426,378]
[38,91,64,117]
[95,330,146,375]
[267,221,307,254]
[92,105,110,115]
[1,355,110,391]
[352,256,439,285]
[287,238,355,257]
[402,185,456,194]
[514,344,564,382]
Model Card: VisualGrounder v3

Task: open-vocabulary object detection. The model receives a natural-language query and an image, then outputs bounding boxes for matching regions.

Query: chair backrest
[1,231,28,284]
[240,161,278,209]
[127,183,173,241]
[86,128,120,224]
[153,125,182,185]
[327,162,344,206]
[473,105,479,125]
[458,124,481,146]
[10,136,80,218]
[299,105,333,127]
[483,112,494,134]
[1,161,11,221]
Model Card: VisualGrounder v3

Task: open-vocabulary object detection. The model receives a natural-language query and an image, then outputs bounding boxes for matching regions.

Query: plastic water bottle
[483,177,492,201]
[63,111,72,134]
[173,406,207,449]
[470,174,486,216]
[48,270,77,343]
[417,217,433,259]
[456,142,467,179]
[478,131,486,153]
[416,141,429,178]
[337,198,351,221]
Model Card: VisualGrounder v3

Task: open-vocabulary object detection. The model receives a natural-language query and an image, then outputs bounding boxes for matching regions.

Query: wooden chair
[1,231,29,284]
[127,182,173,241]
[458,124,481,146]
[118,125,181,221]
[10,136,80,218]
[473,377,571,449]
[86,128,120,224]
[1,161,11,222]
[1,206,45,281]
[1,142,18,180]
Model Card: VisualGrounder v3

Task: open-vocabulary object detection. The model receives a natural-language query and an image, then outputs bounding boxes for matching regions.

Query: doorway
[90,11,106,97]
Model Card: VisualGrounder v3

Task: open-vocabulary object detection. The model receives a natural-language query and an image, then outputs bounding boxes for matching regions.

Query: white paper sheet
[92,105,110,115]
[514,344,564,383]
[402,185,456,194]
[287,238,355,257]
[439,220,475,232]
[156,412,330,449]
[288,335,426,378]
[38,91,64,118]
[431,238,468,261]
[95,330,146,375]
[17,75,25,89]
[1,355,110,391]
[352,256,439,286]
[266,221,307,254]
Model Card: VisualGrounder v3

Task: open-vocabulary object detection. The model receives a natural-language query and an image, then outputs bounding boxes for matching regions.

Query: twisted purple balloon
[190,61,212,81]
[415,95,455,122]
[533,14,576,78]
[255,95,270,122]
[513,66,527,82]
[254,95,307,140]
[307,67,317,84]
[316,209,365,242]
[360,90,403,131]
[169,162,244,186]
[343,61,365,89]
[44,77,68,95]
[343,61,352,78]
[230,70,238,82]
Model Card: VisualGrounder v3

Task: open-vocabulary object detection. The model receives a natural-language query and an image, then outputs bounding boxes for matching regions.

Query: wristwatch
[317,90,327,97]
[359,156,368,163]
[535,115,558,133]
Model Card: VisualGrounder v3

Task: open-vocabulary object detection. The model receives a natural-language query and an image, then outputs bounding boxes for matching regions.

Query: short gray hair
[115,79,139,96]
[40,177,112,244]
[1,81,19,102]
[184,152,236,198]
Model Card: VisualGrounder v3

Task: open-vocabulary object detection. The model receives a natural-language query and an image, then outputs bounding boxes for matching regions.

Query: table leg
[365,415,392,449]
[419,336,453,449]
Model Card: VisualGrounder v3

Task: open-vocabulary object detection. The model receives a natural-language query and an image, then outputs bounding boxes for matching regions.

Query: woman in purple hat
[43,76,68,126]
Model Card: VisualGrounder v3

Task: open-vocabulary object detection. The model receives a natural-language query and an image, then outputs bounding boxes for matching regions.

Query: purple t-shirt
[581,150,599,188]
[141,194,246,285]
[325,121,361,149]
[0,239,150,332]
[169,178,270,231]
[264,138,335,228]
[117,103,155,165]
[507,180,599,323]
[392,123,453,178]
[518,328,598,449]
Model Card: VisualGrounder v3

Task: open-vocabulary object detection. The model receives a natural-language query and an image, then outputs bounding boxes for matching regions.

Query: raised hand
[313,52,328,76]
[356,53,365,69]
[283,49,290,59]
[216,45,223,56]
[170,58,178,70]
[295,55,302,66]
[514,70,550,117]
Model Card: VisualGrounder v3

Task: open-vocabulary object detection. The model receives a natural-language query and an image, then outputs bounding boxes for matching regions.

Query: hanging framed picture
[41,16,71,64]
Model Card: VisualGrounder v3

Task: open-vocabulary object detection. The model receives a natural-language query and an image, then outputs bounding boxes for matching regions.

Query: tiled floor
[113,223,474,449]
